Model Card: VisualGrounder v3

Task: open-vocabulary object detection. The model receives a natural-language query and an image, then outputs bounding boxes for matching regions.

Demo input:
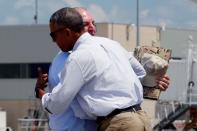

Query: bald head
[75,7,96,36]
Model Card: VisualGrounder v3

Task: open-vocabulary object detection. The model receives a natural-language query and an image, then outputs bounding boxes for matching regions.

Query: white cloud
[32,0,68,24]
[110,6,119,18]
[108,5,132,24]
[0,0,196,28]
[157,6,175,19]
[3,16,20,25]
[14,0,34,9]
[140,9,150,18]
[88,4,109,22]
[140,14,174,27]
[62,0,82,7]
[38,0,83,20]
[43,0,66,12]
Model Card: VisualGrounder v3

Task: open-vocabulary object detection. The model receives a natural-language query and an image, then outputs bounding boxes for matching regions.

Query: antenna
[34,0,38,24]
[136,0,140,47]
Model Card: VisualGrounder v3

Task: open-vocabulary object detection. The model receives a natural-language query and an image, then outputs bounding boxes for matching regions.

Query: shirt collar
[72,32,91,51]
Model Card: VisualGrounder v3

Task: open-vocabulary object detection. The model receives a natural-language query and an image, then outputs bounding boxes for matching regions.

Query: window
[0,63,50,78]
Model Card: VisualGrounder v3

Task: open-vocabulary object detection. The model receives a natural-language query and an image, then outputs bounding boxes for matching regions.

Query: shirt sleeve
[127,52,146,80]
[130,56,146,80]
[42,58,85,115]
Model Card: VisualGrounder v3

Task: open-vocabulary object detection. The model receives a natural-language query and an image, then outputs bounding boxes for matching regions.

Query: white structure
[0,110,6,130]
[160,28,197,102]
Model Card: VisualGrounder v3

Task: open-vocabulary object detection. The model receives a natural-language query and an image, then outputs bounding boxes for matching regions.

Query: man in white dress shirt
[35,7,97,131]
[36,7,170,131]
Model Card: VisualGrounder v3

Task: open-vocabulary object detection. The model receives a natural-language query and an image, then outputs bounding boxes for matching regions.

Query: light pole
[34,0,38,24]
[136,0,140,47]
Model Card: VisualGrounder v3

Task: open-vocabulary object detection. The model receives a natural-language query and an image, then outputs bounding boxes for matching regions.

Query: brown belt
[96,104,141,124]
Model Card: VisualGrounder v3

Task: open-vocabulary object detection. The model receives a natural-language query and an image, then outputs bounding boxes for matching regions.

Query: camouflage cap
[141,53,168,87]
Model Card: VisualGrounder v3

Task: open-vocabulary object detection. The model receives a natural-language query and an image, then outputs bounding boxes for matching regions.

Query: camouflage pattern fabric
[134,46,172,100]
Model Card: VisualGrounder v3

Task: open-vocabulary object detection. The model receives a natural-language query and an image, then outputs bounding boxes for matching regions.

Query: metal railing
[18,118,50,131]
[154,84,197,130]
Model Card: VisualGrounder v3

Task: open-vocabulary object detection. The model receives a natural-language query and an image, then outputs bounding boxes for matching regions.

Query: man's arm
[40,59,85,115]
[130,57,146,79]
[127,52,146,80]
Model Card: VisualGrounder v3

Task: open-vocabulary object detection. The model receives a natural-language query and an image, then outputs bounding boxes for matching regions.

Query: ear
[65,28,71,36]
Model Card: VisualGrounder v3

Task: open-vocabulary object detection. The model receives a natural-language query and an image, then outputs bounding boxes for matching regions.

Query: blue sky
[0,0,197,29]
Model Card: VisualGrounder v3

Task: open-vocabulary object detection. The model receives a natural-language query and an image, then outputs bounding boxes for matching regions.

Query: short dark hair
[50,7,84,32]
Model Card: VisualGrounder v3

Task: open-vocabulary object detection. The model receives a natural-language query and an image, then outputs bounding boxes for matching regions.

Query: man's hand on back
[35,67,48,99]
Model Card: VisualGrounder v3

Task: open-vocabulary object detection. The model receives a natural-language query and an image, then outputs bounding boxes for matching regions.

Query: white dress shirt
[42,32,146,120]
[47,51,88,131]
